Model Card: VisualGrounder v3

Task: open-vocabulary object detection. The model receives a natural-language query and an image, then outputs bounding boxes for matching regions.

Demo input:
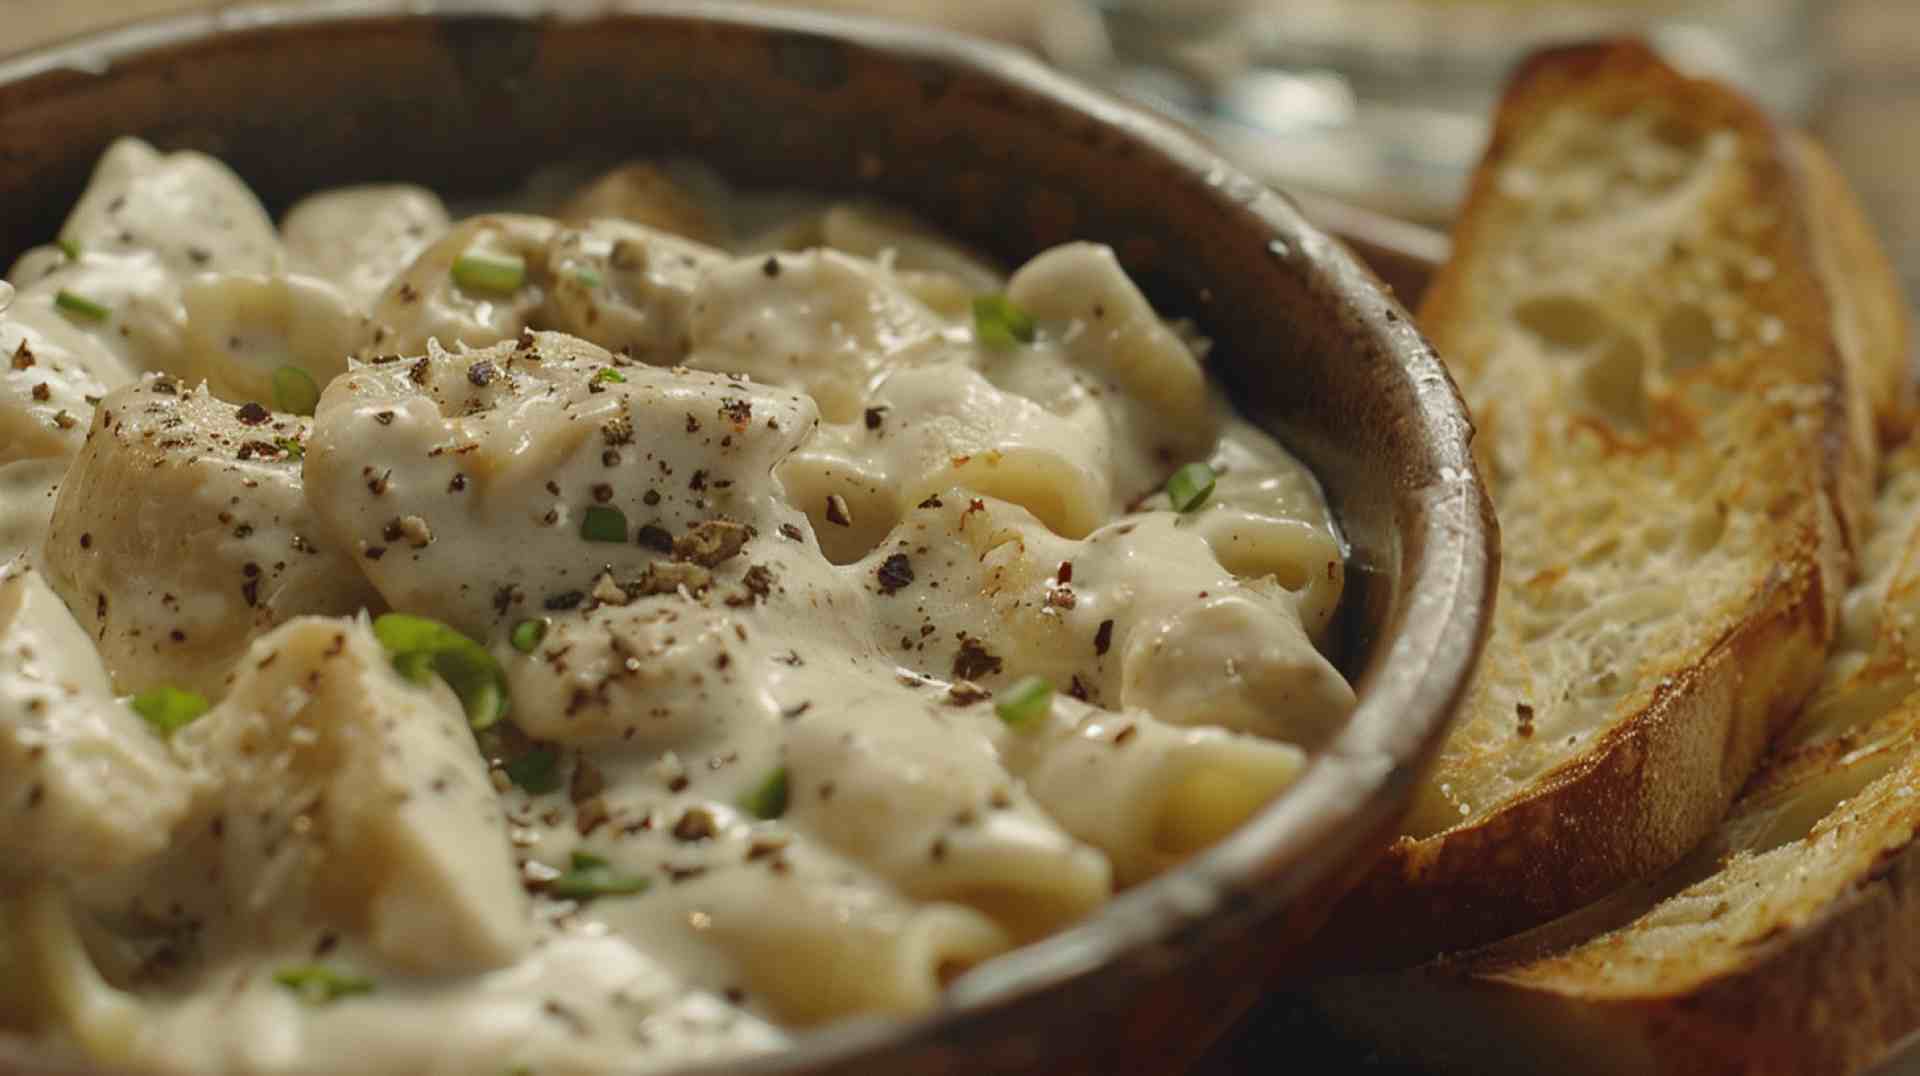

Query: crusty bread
[1308,40,1913,968]
[1314,434,1920,1076]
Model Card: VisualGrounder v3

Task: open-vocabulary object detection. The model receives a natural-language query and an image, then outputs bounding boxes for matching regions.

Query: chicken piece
[304,330,816,637]
[282,184,451,309]
[43,375,382,697]
[541,219,725,365]
[558,163,720,244]
[166,616,531,974]
[0,563,195,880]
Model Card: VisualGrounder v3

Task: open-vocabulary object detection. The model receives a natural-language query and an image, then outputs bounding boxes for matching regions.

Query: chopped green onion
[272,365,320,416]
[273,964,375,1005]
[740,766,789,820]
[971,294,1036,350]
[572,267,604,290]
[54,238,80,260]
[130,685,209,736]
[274,436,305,461]
[372,613,509,729]
[503,745,562,795]
[995,675,1053,729]
[593,368,626,385]
[451,249,526,295]
[1165,462,1217,513]
[509,618,547,653]
[547,850,651,901]
[579,505,627,544]
[54,290,109,322]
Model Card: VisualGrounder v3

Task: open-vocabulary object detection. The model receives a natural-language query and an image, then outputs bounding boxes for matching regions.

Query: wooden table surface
[2,2,1917,1075]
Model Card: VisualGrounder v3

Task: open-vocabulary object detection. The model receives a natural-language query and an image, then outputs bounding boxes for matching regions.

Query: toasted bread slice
[1309,40,1913,968]
[1315,434,1920,1076]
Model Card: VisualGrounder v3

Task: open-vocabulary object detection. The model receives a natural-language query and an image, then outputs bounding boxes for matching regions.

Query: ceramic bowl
[0,4,1495,1073]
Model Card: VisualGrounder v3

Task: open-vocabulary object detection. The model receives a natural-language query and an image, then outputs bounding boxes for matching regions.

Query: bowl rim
[0,3,1497,1072]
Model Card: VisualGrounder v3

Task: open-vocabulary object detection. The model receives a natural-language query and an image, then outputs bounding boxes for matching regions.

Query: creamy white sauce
[0,138,1351,1074]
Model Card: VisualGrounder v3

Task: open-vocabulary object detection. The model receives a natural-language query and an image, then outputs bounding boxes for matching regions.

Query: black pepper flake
[1057,561,1073,584]
[673,519,750,567]
[602,417,634,445]
[10,341,34,369]
[1516,702,1536,738]
[235,401,270,425]
[363,545,387,560]
[602,449,622,467]
[52,410,76,430]
[1094,619,1114,656]
[685,413,701,433]
[1068,674,1090,702]
[762,255,781,278]
[672,807,717,842]
[688,469,708,492]
[30,383,50,402]
[742,564,774,600]
[635,524,674,554]
[864,406,887,430]
[241,578,260,608]
[448,473,467,493]
[545,590,586,611]
[150,378,178,396]
[876,553,914,595]
[719,398,752,427]
[823,494,852,527]
[642,490,661,506]
[952,638,1002,681]
[779,523,803,541]
[78,532,91,550]
[917,494,943,510]
[592,483,614,503]
[1114,723,1138,746]
[467,360,498,387]
[374,410,394,425]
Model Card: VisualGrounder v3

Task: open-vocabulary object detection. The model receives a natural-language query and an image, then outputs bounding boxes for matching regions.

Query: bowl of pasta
[0,3,1494,1074]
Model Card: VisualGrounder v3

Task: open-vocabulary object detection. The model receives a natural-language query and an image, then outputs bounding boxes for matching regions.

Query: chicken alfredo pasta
[0,140,1354,1074]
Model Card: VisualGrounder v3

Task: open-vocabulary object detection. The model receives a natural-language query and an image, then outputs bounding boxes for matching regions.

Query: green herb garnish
[274,436,305,461]
[371,613,508,729]
[740,766,789,820]
[547,850,651,901]
[503,745,562,795]
[994,675,1053,729]
[54,290,109,322]
[274,964,375,1005]
[54,238,80,260]
[450,249,526,295]
[593,368,626,385]
[971,294,1036,350]
[509,618,547,653]
[272,365,320,416]
[572,267,604,290]
[130,685,209,736]
[1165,462,1217,513]
[579,505,627,544]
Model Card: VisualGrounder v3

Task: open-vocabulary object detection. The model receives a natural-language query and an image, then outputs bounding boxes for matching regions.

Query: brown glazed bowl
[0,4,1495,1074]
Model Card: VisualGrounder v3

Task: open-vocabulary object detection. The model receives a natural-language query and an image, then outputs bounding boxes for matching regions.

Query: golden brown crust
[1318,767,1920,1076]
[1307,40,1905,969]
[1311,507,1839,968]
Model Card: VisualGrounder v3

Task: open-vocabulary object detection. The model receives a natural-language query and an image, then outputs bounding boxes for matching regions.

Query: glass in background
[1089,0,1821,223]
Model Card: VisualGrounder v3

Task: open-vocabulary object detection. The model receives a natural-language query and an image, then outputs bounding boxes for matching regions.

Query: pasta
[0,137,1353,1073]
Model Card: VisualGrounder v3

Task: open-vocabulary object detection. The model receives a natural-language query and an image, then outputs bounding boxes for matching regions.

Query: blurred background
[2,0,1917,1072]
[4,0,1916,302]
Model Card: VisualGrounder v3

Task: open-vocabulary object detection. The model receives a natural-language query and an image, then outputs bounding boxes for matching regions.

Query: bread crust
[1306,40,1910,969]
